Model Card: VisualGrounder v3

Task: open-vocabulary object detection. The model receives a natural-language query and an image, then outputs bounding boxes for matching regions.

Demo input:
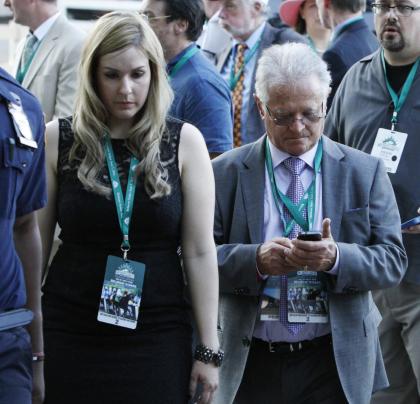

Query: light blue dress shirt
[253,138,337,343]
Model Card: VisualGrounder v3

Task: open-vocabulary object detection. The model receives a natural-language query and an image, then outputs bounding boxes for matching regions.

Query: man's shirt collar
[167,43,197,72]
[267,136,320,171]
[33,11,60,41]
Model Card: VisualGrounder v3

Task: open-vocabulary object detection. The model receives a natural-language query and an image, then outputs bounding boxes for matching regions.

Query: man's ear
[174,18,188,35]
[254,93,266,120]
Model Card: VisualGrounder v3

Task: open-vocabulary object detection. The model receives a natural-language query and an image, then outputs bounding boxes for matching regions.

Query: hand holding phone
[401,216,420,230]
[297,231,322,241]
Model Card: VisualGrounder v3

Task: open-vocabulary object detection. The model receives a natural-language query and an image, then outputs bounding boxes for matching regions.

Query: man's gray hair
[255,43,332,103]
[243,0,269,16]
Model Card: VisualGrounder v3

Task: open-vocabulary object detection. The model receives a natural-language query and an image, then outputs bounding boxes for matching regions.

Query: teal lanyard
[381,50,420,130]
[265,137,323,237]
[229,40,261,91]
[104,134,140,260]
[16,40,41,84]
[333,16,364,39]
[168,46,199,79]
[307,36,316,52]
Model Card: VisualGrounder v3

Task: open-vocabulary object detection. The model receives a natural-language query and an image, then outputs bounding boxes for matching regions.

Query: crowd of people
[0,0,419,403]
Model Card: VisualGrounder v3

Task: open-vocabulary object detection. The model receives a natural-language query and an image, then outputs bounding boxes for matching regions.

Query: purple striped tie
[280,157,307,335]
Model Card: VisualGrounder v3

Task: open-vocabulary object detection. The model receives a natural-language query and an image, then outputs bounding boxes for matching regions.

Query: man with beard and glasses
[324,1,420,403]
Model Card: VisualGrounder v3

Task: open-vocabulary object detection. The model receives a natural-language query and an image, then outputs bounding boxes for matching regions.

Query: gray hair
[243,0,269,17]
[255,43,331,103]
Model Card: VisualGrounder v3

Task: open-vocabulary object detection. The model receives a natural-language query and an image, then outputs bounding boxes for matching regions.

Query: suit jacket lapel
[321,136,346,241]
[23,15,63,88]
[240,136,266,244]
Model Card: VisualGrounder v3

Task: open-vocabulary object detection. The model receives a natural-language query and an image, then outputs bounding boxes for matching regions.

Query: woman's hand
[189,360,219,404]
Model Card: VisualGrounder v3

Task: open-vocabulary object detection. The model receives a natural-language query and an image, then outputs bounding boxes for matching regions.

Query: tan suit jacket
[14,14,86,122]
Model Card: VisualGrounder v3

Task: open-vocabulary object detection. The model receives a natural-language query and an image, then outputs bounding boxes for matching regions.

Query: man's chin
[381,37,405,52]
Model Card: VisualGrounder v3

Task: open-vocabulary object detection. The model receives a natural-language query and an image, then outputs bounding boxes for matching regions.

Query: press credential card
[287,271,328,324]
[371,128,407,174]
[98,255,145,329]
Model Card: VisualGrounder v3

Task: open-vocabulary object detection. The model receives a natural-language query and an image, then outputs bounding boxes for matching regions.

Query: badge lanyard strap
[16,40,42,84]
[168,46,199,79]
[229,40,261,91]
[104,134,139,261]
[265,137,323,237]
[380,50,420,131]
[333,16,364,39]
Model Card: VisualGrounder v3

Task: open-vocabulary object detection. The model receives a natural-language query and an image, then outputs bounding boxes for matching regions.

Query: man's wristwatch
[194,344,224,367]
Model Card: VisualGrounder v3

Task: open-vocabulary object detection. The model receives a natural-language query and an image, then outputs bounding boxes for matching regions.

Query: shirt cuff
[325,243,340,275]
[256,263,269,280]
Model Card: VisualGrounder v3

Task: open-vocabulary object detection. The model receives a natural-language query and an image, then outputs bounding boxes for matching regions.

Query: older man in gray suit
[212,42,407,404]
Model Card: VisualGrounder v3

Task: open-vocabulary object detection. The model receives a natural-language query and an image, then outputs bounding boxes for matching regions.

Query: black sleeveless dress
[42,118,192,404]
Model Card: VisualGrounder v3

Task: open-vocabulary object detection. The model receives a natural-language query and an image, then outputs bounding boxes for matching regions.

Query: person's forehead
[221,0,248,7]
[267,79,325,103]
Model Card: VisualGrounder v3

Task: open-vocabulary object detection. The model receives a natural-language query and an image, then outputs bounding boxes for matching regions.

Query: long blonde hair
[71,11,173,199]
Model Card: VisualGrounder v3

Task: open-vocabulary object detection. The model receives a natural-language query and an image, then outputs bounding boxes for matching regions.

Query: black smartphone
[297,231,322,241]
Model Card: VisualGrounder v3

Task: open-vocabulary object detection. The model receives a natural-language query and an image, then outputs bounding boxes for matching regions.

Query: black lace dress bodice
[43,117,190,335]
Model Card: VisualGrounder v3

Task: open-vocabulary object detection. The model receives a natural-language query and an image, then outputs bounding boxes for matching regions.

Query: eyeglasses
[265,104,325,127]
[371,3,420,16]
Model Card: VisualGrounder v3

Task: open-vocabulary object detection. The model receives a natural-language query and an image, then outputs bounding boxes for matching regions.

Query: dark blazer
[216,23,306,144]
[323,18,378,110]
[212,135,407,403]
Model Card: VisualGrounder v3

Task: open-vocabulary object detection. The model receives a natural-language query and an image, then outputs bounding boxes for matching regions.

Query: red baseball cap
[279,0,306,27]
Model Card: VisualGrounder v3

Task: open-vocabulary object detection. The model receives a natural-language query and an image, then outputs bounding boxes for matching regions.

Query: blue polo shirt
[168,44,233,153]
[0,68,47,310]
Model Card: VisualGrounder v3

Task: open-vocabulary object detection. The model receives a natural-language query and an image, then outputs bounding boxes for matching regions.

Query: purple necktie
[280,157,307,335]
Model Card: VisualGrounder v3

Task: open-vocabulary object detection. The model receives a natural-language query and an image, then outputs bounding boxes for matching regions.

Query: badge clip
[8,101,38,150]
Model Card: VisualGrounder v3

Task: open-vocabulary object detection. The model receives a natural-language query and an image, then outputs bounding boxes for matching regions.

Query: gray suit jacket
[216,23,306,144]
[212,135,407,404]
[14,14,86,122]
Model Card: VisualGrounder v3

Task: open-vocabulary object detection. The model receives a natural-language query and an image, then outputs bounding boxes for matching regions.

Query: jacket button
[242,337,251,347]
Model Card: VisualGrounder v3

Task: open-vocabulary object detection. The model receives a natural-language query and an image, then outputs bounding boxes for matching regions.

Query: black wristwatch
[194,344,224,367]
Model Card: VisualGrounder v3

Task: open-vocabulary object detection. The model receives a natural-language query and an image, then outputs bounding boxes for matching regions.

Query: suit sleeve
[213,166,264,297]
[53,32,85,119]
[331,159,407,293]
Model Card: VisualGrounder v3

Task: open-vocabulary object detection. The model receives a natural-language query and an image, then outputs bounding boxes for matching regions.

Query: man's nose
[288,117,306,132]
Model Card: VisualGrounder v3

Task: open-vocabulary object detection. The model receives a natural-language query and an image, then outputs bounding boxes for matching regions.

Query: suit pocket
[363,304,382,337]
[341,206,370,244]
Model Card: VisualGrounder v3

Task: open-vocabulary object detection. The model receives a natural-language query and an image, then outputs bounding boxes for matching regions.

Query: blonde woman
[39,11,220,404]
